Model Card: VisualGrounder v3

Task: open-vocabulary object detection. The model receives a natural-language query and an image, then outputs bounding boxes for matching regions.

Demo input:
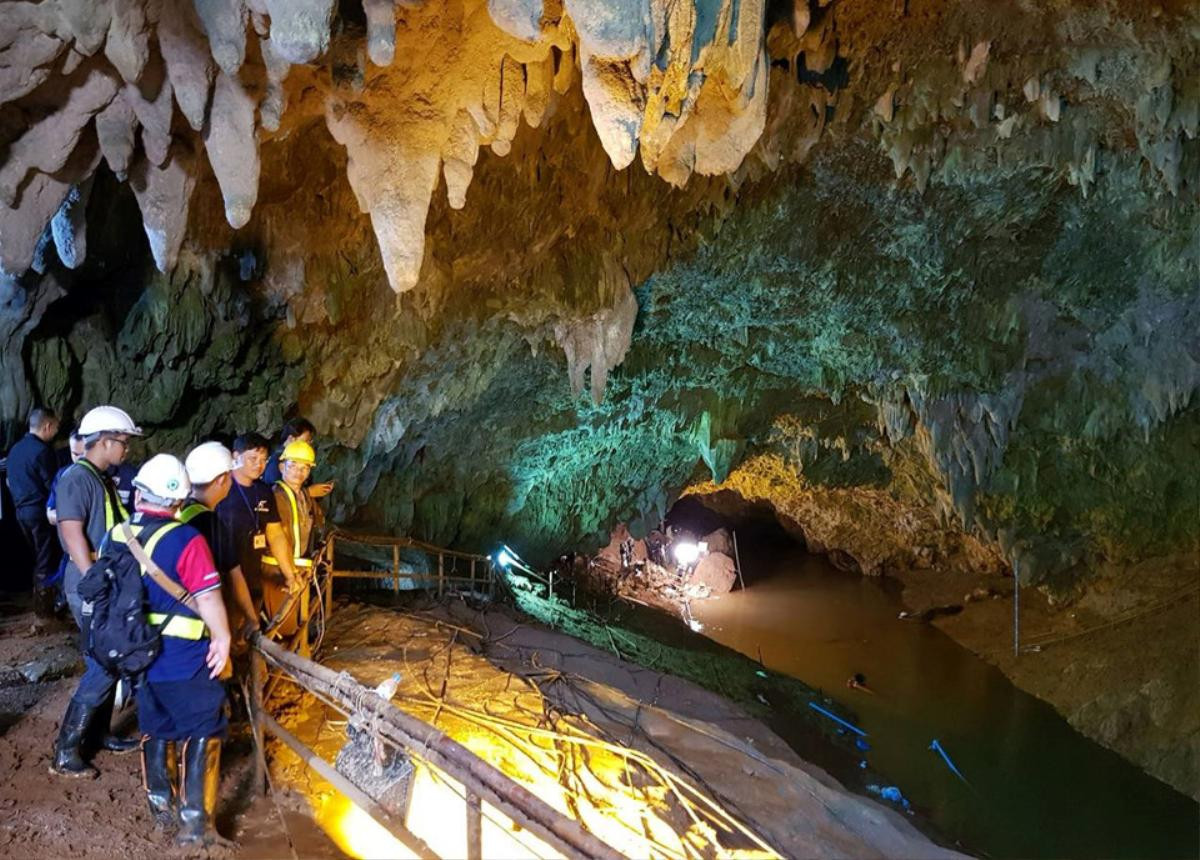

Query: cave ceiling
[1,0,1197,584]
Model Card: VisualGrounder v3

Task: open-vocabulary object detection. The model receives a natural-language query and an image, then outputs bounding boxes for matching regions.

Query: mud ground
[0,593,342,860]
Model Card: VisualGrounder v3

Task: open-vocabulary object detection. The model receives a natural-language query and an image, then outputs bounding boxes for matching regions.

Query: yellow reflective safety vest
[78,459,129,530]
[177,502,207,524]
[264,481,314,569]
[111,519,207,640]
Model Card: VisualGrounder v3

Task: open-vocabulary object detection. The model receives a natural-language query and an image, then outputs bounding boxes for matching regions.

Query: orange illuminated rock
[688,551,737,595]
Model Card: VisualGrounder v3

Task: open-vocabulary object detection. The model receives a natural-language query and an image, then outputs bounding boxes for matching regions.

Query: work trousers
[67,612,121,738]
[71,653,119,709]
[15,506,60,591]
[137,677,228,740]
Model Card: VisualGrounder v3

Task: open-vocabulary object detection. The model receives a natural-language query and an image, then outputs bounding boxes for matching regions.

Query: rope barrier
[1008,583,1200,654]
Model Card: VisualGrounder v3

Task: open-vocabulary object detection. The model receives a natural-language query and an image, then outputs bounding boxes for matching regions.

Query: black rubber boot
[102,733,141,753]
[177,737,221,846]
[141,737,178,830]
[50,699,98,778]
[91,692,139,754]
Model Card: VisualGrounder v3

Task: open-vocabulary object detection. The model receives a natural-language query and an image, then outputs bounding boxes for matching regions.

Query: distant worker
[111,455,231,844]
[51,406,142,777]
[109,459,139,511]
[6,407,62,618]
[46,431,86,525]
[215,433,299,631]
[181,441,259,641]
[262,440,324,654]
[262,417,333,497]
[45,431,86,614]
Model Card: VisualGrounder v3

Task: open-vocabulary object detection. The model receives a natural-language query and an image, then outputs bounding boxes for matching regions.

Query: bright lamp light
[496,549,514,567]
[673,541,700,566]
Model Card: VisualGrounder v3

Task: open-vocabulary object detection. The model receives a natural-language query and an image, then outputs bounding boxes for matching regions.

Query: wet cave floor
[265,598,961,859]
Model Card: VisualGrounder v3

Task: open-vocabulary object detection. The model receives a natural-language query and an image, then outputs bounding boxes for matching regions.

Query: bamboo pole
[466,791,482,860]
[259,710,439,860]
[250,634,623,860]
[393,545,400,594]
[249,651,268,794]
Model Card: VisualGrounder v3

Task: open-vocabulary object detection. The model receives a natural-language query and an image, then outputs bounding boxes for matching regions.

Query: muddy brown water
[688,549,1200,860]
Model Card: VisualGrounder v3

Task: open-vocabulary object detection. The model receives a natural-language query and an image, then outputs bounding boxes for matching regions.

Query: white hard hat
[78,405,142,437]
[185,441,233,485]
[133,454,191,501]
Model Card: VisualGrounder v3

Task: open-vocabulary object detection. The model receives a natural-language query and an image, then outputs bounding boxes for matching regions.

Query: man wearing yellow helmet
[260,439,324,651]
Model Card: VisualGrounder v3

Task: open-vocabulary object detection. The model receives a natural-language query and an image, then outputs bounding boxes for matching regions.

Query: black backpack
[77,520,188,678]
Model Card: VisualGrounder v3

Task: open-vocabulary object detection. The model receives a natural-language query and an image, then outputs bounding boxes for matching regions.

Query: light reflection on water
[691,551,1200,860]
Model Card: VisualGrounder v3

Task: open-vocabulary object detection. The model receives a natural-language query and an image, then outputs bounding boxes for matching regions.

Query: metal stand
[732,530,746,590]
[1013,559,1020,657]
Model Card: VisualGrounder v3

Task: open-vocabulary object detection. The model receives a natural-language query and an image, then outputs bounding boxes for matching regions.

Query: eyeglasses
[107,436,130,450]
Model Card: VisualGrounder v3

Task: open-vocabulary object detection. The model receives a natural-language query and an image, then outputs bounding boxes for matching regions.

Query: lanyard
[234,481,260,530]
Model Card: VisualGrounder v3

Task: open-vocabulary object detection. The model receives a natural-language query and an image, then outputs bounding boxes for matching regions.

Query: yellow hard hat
[281,439,316,466]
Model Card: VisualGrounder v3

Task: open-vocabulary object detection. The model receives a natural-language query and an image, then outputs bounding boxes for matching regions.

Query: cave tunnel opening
[665,490,816,589]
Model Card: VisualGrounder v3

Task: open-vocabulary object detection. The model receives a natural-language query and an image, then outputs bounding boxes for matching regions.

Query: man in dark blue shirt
[216,433,297,626]
[5,407,61,617]
[182,441,258,640]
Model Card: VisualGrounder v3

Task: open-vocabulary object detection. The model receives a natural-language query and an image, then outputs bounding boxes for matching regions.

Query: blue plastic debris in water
[855,737,871,751]
[930,738,969,784]
[867,784,911,810]
[808,702,868,737]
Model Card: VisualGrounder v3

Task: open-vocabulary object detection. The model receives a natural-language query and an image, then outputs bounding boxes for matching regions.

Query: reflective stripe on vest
[177,502,207,524]
[110,519,181,557]
[275,481,309,563]
[146,613,207,640]
[262,556,313,568]
[112,521,207,640]
[78,459,129,530]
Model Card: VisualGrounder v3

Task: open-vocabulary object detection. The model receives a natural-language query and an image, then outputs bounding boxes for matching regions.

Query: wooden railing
[322,530,498,612]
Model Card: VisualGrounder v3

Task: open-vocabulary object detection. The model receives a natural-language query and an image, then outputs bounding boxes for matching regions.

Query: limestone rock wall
[0,0,1196,600]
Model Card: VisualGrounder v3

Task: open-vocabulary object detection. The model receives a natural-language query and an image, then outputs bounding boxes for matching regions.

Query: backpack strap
[119,521,197,611]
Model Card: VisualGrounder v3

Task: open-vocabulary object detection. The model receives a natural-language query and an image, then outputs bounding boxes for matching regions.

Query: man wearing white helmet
[110,454,232,845]
[181,442,258,643]
[56,405,140,627]
[50,405,143,777]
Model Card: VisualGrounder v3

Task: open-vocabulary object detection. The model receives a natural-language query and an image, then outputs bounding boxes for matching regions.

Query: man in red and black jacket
[106,454,231,845]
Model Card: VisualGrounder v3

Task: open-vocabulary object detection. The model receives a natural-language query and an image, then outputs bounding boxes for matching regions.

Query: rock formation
[0,0,769,292]
[0,0,1197,797]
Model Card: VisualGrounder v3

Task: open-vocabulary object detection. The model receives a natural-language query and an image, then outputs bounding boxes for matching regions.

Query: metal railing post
[1013,559,1021,657]
[325,536,335,618]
